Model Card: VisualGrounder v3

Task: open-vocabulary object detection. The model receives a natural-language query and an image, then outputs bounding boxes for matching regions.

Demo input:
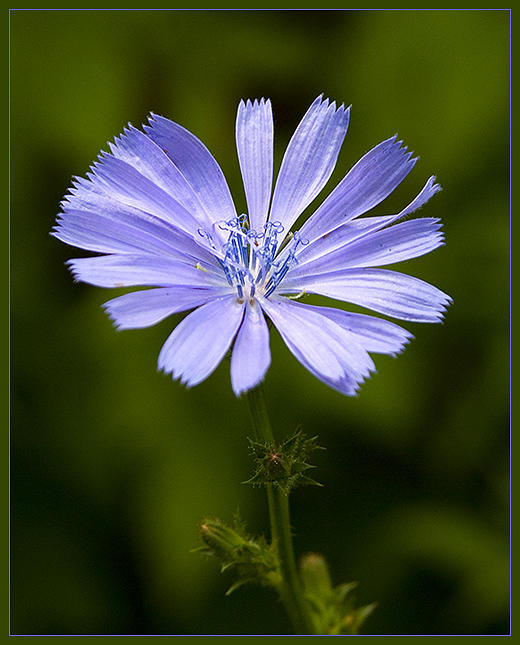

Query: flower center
[199,216,307,301]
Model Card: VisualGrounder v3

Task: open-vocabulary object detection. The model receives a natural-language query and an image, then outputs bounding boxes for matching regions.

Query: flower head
[52,96,451,396]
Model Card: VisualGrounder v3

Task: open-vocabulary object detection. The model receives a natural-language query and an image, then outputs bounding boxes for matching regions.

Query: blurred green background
[10,9,510,636]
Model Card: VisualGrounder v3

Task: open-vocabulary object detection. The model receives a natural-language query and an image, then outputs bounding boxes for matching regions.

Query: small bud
[199,519,245,560]
[194,514,281,595]
[298,552,377,635]
[300,552,333,597]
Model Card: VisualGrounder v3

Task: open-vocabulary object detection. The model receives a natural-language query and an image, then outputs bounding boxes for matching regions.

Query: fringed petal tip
[312,93,351,116]
[239,97,271,110]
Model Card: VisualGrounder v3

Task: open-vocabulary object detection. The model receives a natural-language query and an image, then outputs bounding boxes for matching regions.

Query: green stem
[245,383,275,443]
[246,385,316,635]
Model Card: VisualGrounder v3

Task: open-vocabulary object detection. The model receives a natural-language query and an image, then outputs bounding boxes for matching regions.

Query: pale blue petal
[297,304,413,355]
[103,286,232,330]
[53,204,220,264]
[144,114,237,233]
[259,296,374,394]
[66,154,203,238]
[299,136,417,243]
[67,254,224,289]
[289,218,444,278]
[236,99,273,233]
[395,175,442,220]
[230,298,271,396]
[281,268,452,322]
[158,296,245,388]
[337,217,444,268]
[268,96,350,234]
[108,125,211,227]
[292,177,442,267]
[292,215,396,268]
[295,176,442,267]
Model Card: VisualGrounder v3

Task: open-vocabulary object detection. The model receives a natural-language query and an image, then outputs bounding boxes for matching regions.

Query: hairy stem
[246,385,316,635]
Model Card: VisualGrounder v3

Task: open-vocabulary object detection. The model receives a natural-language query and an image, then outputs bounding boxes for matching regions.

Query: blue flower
[53,96,451,396]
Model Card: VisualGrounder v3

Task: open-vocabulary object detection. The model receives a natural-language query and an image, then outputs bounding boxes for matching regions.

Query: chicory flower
[53,96,451,396]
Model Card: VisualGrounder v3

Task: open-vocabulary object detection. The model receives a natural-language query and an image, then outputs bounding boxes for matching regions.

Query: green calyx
[243,428,324,495]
